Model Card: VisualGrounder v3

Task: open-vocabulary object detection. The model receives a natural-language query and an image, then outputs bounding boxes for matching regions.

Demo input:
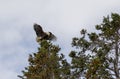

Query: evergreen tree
[59,53,71,79]
[69,13,120,79]
[19,40,70,79]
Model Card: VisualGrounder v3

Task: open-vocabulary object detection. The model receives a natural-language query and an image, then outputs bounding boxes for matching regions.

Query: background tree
[19,40,70,79]
[69,13,120,79]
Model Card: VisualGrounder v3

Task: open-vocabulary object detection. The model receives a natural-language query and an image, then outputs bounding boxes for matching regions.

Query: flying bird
[33,23,56,43]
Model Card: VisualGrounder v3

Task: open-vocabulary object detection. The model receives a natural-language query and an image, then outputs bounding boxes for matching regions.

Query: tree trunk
[114,38,119,78]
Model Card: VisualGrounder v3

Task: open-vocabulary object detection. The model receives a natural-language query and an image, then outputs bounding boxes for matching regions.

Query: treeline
[19,13,120,79]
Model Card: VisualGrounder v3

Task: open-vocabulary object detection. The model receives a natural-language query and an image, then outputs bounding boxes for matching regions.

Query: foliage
[19,40,70,79]
[69,13,120,79]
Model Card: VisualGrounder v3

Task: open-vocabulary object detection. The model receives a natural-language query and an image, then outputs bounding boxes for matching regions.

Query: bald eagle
[33,23,56,43]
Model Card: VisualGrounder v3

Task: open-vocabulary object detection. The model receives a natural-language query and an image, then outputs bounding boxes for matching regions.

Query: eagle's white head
[36,37,42,43]
[45,32,51,36]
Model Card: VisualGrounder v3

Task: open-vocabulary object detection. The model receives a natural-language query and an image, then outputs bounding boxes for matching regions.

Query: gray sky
[0,0,120,79]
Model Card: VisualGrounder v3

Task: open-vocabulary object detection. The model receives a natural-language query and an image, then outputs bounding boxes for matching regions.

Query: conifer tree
[69,13,120,79]
[18,40,70,79]
[19,40,70,79]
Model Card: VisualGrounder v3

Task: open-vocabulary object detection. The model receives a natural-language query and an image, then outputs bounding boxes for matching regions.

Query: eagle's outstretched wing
[33,23,45,37]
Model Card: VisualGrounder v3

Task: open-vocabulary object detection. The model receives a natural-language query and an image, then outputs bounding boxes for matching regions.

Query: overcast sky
[0,0,120,79]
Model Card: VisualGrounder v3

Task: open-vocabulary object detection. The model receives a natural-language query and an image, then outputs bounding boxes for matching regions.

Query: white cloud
[0,29,22,45]
[0,0,120,79]
[0,69,18,79]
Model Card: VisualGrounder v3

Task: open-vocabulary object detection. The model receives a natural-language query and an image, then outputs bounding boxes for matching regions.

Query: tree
[69,13,120,79]
[19,40,70,79]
